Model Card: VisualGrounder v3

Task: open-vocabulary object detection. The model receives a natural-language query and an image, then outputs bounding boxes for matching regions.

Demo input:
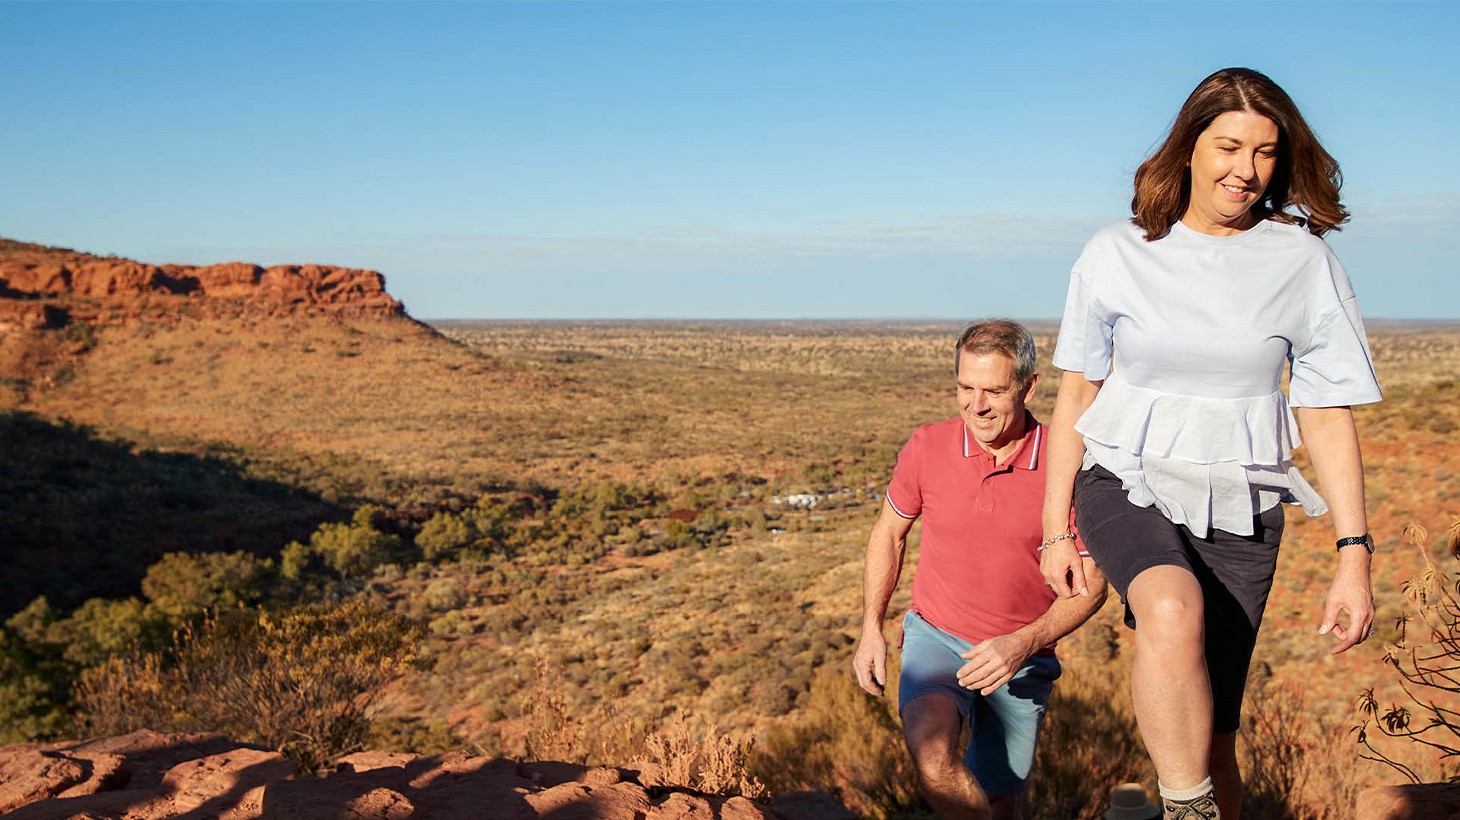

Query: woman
[1039,68,1380,819]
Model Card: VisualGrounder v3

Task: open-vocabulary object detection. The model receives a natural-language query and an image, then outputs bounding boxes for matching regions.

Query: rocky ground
[0,730,851,820]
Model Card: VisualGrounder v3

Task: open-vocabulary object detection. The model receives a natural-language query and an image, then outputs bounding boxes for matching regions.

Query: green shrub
[665,520,697,550]
[50,596,152,666]
[308,505,401,578]
[0,627,70,743]
[279,540,311,581]
[76,598,426,772]
[141,551,269,620]
[417,512,473,561]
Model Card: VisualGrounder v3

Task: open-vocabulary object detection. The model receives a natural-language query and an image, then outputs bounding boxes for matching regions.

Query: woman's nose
[1234,151,1257,179]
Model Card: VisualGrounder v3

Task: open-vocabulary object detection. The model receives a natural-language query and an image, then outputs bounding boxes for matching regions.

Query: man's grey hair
[954,319,1037,387]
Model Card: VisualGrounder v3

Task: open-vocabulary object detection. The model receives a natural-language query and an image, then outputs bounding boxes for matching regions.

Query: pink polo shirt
[887,413,1068,647]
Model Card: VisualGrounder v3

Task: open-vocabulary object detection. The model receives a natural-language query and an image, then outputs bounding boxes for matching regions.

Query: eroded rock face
[0,731,849,820]
[0,301,67,332]
[1356,783,1460,820]
[0,238,406,320]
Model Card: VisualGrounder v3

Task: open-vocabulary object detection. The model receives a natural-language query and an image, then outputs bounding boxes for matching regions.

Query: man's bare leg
[903,694,992,820]
[989,793,1020,820]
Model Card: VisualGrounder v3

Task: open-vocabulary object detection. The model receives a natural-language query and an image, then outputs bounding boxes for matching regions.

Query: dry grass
[17,317,1062,496]
[636,711,766,798]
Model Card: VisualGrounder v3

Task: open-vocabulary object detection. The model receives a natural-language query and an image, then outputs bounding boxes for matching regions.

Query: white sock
[1158,777,1214,802]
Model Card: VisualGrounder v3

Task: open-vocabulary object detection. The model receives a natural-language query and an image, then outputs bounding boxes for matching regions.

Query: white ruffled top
[1053,219,1382,537]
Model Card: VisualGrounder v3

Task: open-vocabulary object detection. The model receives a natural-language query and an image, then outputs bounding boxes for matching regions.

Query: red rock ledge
[0,238,406,323]
[1356,782,1460,820]
[0,730,852,820]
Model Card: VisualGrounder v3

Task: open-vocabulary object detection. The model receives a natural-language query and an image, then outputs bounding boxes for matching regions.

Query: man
[853,319,1107,820]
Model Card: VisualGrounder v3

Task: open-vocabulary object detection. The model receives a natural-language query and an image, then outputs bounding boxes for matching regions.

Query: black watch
[1335,534,1374,553]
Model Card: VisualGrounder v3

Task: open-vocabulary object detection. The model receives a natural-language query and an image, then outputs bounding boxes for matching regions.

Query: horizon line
[421,316,1460,325]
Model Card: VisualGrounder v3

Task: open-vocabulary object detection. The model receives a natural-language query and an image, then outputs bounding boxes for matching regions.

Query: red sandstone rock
[1356,782,1460,819]
[70,260,168,298]
[768,791,858,820]
[337,750,419,773]
[344,787,416,818]
[648,792,717,819]
[0,748,97,812]
[526,780,654,818]
[189,262,263,297]
[0,261,69,294]
[582,766,624,787]
[0,237,406,321]
[159,747,294,815]
[723,795,779,819]
[0,301,65,332]
[0,731,846,819]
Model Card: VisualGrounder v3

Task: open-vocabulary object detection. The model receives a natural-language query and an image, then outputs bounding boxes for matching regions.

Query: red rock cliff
[0,238,406,322]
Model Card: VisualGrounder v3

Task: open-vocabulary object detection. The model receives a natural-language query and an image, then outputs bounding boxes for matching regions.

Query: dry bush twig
[1354,520,1460,784]
[633,710,765,799]
[1243,675,1364,820]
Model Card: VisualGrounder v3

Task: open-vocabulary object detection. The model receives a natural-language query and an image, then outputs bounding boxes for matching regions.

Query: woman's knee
[1129,568,1205,649]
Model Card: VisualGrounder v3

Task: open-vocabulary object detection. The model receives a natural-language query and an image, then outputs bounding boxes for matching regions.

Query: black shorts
[1073,464,1283,734]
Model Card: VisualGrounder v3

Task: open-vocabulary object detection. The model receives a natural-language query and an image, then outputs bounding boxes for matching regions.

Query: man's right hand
[852,631,888,697]
[1041,538,1088,598]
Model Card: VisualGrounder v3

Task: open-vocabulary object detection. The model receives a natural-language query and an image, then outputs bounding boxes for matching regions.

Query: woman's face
[1182,109,1280,236]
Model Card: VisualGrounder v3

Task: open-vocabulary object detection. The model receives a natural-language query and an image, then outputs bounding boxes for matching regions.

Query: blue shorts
[898,610,1061,795]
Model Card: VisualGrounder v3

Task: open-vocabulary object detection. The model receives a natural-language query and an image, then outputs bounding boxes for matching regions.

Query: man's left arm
[955,556,1108,695]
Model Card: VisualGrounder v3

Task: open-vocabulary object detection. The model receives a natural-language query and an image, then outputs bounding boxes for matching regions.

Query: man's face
[956,350,1036,455]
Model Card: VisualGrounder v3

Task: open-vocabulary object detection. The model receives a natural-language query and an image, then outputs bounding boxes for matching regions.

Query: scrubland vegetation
[2,317,1459,817]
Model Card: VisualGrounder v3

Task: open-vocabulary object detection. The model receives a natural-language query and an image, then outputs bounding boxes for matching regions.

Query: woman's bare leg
[1127,566,1213,791]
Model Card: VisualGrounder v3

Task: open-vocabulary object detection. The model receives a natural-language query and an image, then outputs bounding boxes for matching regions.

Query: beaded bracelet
[1038,532,1075,552]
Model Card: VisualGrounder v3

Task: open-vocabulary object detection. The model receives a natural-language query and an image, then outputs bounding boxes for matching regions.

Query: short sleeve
[886,432,923,520]
[1051,264,1114,379]
[1289,298,1382,407]
[1288,252,1382,408]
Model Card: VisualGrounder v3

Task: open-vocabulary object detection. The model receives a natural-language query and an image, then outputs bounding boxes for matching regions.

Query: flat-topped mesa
[0,238,407,322]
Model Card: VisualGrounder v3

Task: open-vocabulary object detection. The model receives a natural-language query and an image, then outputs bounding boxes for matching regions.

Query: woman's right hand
[1041,537,1087,598]
[1041,370,1102,599]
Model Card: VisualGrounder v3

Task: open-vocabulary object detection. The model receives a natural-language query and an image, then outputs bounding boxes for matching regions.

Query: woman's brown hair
[1131,67,1348,240]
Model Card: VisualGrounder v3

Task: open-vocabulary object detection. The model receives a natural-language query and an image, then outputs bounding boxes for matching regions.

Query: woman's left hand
[1319,552,1374,654]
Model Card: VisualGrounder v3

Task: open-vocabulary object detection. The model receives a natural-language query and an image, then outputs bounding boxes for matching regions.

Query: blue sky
[2,1,1457,319]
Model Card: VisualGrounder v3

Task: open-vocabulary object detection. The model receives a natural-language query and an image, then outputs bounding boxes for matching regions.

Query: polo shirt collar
[961,411,1042,470]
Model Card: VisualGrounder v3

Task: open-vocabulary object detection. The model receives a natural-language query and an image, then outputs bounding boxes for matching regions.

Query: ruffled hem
[1075,376,1301,467]
[1083,444,1327,537]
